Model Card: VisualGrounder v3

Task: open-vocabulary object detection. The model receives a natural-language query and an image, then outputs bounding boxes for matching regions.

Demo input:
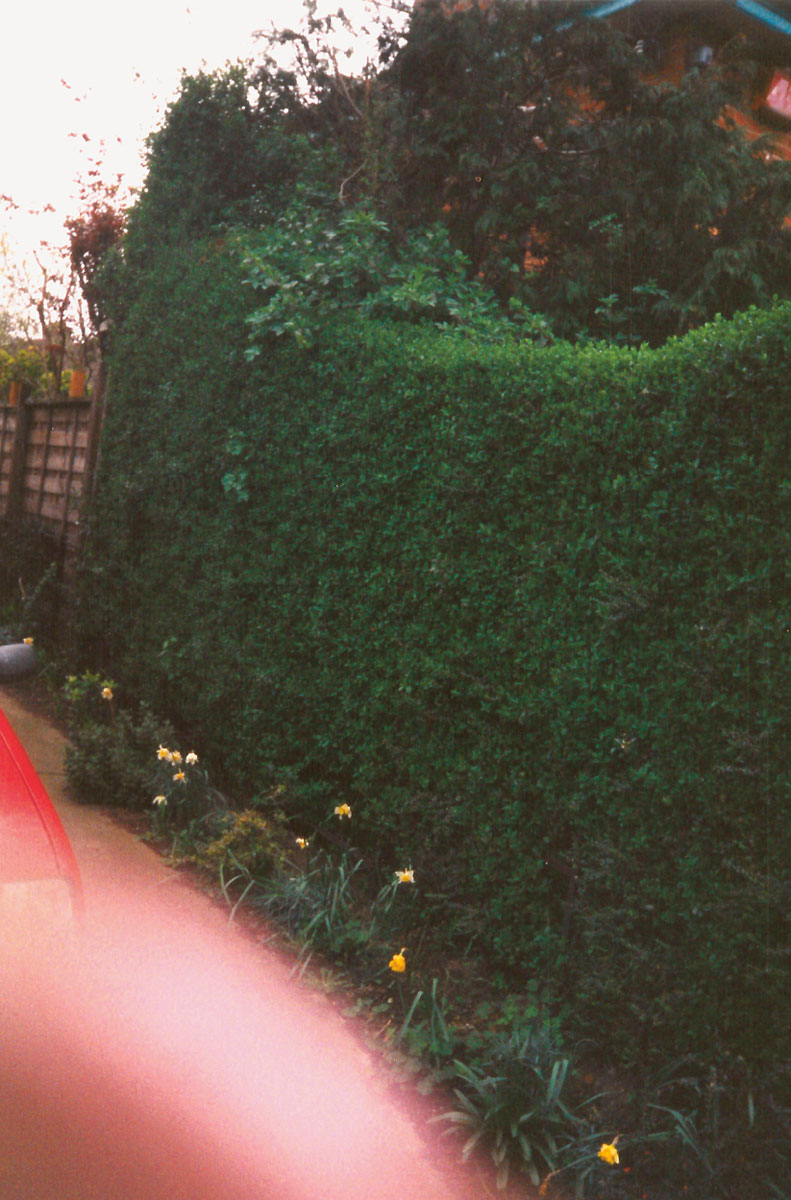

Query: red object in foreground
[764,70,791,123]
[0,704,83,920]
[0,696,490,1200]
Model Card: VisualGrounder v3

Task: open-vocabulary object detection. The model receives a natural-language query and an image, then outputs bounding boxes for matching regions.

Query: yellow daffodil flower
[598,1142,619,1166]
[101,687,114,701]
[171,750,183,764]
[153,795,167,806]
[334,803,352,819]
[296,837,309,850]
[389,948,407,973]
[395,869,415,884]
[157,746,172,761]
[185,751,198,765]
[173,770,186,784]
[23,637,33,645]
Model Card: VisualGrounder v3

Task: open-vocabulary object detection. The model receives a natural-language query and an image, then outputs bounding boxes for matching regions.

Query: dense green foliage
[119,1,791,346]
[79,228,791,1100]
[239,202,552,347]
[0,519,62,645]
[386,0,791,342]
[122,58,345,259]
[125,67,281,245]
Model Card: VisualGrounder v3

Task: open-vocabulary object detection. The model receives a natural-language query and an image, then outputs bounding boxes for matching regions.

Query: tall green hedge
[80,239,791,1069]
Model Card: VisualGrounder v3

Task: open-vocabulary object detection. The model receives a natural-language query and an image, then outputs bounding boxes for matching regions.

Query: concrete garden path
[0,687,524,1200]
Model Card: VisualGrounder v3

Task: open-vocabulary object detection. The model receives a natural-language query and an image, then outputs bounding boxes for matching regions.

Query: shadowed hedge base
[77,239,791,1079]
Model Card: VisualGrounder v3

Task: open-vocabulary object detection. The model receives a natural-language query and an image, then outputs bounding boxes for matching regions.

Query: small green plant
[63,673,178,809]
[0,532,60,644]
[435,1020,607,1194]
[16,563,59,643]
[203,800,371,958]
[248,869,321,941]
[639,1054,791,1198]
[150,743,225,829]
[290,847,369,961]
[395,977,456,1064]
[63,671,118,729]
[185,807,285,877]
[176,807,287,921]
[361,865,420,943]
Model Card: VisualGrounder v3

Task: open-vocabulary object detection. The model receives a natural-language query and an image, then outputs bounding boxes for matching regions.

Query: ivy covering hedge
[79,238,791,1070]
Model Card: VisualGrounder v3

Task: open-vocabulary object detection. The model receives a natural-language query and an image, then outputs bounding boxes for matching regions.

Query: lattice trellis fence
[0,396,98,564]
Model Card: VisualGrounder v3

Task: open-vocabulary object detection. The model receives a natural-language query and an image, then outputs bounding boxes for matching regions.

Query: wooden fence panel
[0,397,94,561]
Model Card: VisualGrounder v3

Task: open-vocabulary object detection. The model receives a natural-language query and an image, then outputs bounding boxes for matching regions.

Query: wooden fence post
[6,396,30,522]
[59,402,84,548]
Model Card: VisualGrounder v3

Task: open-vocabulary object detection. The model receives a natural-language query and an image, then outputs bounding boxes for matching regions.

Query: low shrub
[63,673,176,808]
[436,1020,612,1195]
[0,519,62,644]
[180,808,287,883]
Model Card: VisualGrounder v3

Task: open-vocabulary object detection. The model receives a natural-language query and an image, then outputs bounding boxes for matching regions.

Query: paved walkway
[0,688,514,1200]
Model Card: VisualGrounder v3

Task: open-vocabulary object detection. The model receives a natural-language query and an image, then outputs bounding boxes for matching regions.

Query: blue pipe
[585,0,791,40]
[553,0,638,34]
[586,0,641,17]
[732,0,791,39]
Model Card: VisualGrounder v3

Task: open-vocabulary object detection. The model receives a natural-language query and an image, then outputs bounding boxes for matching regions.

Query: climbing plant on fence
[77,235,791,1078]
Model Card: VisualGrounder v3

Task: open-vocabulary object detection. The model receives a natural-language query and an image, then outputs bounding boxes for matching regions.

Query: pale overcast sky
[0,0,390,277]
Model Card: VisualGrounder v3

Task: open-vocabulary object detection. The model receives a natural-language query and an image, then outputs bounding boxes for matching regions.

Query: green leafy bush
[64,674,176,808]
[181,808,287,885]
[241,204,514,350]
[0,346,46,396]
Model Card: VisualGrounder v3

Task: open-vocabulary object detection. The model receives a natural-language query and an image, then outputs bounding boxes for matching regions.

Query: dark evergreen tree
[388,0,791,343]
